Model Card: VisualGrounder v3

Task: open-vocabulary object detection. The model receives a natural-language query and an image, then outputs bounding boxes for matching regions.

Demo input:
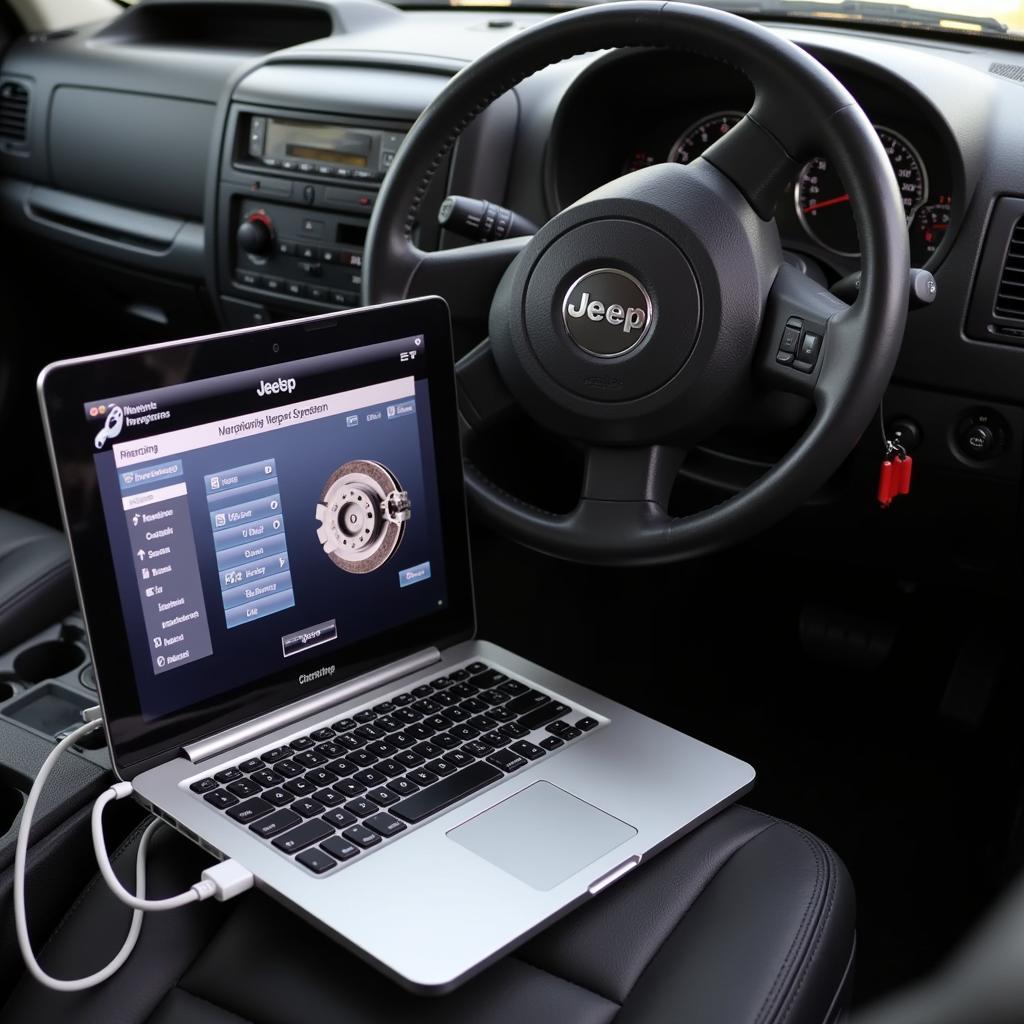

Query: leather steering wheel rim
[363,1,910,566]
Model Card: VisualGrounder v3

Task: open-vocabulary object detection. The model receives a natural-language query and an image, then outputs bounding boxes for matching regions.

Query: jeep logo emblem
[562,269,652,357]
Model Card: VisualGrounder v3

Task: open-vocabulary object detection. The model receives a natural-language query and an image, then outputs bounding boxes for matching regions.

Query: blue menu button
[398,561,431,588]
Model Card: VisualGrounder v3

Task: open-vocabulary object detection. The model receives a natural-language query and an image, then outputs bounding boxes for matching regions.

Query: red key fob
[877,459,895,507]
[895,454,913,496]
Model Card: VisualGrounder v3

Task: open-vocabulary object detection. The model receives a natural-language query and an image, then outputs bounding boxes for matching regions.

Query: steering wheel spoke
[401,236,532,325]
[700,112,803,220]
[757,262,850,401]
[456,339,517,433]
[579,445,685,508]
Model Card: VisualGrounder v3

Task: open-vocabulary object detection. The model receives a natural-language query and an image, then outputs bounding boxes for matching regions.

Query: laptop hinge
[183,647,442,764]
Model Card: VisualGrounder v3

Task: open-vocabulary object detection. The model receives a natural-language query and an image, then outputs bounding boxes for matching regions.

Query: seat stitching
[753,824,827,1024]
[777,829,842,1024]
[580,815,778,1012]
[39,818,152,952]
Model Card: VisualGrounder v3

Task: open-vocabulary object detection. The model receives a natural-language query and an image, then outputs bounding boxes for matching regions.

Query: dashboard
[2,0,1024,576]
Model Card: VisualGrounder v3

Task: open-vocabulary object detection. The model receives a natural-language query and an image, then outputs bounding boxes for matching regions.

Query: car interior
[1,0,1024,1020]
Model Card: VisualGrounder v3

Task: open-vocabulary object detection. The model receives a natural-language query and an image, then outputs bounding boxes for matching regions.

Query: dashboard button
[276,241,295,257]
[776,350,795,366]
[235,269,259,288]
[308,285,328,302]
[330,290,352,306]
[285,281,306,298]
[320,248,337,264]
[298,261,322,277]
[798,332,822,365]
[779,326,800,353]
[263,277,284,293]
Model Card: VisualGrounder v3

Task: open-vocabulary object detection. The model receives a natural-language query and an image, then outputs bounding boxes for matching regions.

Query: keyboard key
[463,741,493,758]
[290,736,315,751]
[430,675,452,689]
[487,707,515,723]
[190,777,217,794]
[323,807,357,829]
[372,701,395,715]
[466,715,495,732]
[249,808,301,838]
[250,769,283,788]
[392,692,414,706]
[413,698,441,715]
[367,786,398,806]
[424,714,449,731]
[389,732,416,749]
[215,767,242,784]
[293,750,327,769]
[412,741,442,759]
[261,746,290,763]
[310,727,335,742]
[333,779,366,798]
[426,758,456,777]
[316,741,346,759]
[354,709,376,723]
[365,740,397,758]
[460,698,487,716]
[374,715,402,733]
[297,848,336,874]
[445,750,474,769]
[395,750,425,768]
[449,668,470,682]
[474,669,508,687]
[273,818,334,853]
[313,788,345,807]
[480,690,510,708]
[433,732,461,751]
[576,717,599,732]
[239,758,264,773]
[412,684,433,698]
[481,731,510,748]
[556,724,582,740]
[500,722,529,739]
[506,691,548,715]
[347,750,377,768]
[375,759,405,778]
[273,759,305,779]
[344,798,377,817]
[393,762,503,823]
[466,662,487,674]
[227,797,273,823]
[284,777,317,797]
[263,787,294,807]
[433,691,459,708]
[321,836,360,861]
[541,736,564,751]
[394,707,421,724]
[337,733,364,751]
[510,740,546,760]
[404,723,435,741]
[448,724,479,742]
[343,824,381,848]
[326,758,357,777]
[407,768,438,787]
[331,718,356,732]
[305,768,338,788]
[292,798,326,818]
[356,724,385,740]
[227,778,261,798]
[365,812,406,838]
[487,749,527,773]
[518,702,572,732]
[388,777,419,796]
[353,768,387,787]
[449,682,479,698]
[203,789,238,809]
[500,679,528,696]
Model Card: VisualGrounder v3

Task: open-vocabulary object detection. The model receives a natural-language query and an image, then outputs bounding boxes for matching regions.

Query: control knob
[237,210,274,256]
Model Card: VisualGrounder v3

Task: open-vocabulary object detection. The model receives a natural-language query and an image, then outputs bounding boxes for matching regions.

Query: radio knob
[237,211,274,256]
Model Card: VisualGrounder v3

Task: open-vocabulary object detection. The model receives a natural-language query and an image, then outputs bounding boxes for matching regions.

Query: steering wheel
[363,1,910,566]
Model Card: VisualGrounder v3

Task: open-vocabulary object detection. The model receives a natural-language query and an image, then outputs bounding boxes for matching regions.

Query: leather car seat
[2,805,855,1023]
[0,510,75,651]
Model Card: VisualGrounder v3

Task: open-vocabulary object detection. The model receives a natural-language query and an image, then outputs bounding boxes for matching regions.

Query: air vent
[0,81,29,145]
[990,61,1024,84]
[994,217,1024,323]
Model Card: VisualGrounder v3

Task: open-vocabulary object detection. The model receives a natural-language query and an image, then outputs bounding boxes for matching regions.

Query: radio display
[264,119,372,168]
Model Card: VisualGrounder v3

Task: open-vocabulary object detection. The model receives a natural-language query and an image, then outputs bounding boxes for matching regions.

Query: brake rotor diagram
[315,460,412,573]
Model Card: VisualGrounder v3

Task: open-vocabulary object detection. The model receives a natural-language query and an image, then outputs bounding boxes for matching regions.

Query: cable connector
[200,859,254,901]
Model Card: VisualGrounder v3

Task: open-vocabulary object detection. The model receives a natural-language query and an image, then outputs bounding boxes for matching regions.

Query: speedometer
[795,127,928,257]
[668,111,743,165]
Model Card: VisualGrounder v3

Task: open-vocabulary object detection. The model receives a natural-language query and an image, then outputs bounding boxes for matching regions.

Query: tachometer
[911,197,951,265]
[795,127,928,257]
[668,111,743,165]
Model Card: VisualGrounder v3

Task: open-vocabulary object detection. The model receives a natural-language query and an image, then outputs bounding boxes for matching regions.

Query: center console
[217,105,415,327]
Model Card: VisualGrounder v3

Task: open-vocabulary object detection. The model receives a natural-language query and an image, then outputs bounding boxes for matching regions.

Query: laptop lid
[39,297,474,779]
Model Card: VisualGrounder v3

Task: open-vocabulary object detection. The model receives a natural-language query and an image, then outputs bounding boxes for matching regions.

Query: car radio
[240,113,404,184]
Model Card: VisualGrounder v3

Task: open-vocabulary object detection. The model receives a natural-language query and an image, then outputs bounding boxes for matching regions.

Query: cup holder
[0,785,24,838]
[14,640,86,683]
[0,673,24,703]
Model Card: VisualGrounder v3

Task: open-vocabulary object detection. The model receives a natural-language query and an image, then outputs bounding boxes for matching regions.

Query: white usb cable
[15,714,253,991]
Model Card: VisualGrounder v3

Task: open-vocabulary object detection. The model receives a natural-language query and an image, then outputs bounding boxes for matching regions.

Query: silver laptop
[38,296,754,994]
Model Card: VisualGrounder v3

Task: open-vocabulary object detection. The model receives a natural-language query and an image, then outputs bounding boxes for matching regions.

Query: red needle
[802,193,851,214]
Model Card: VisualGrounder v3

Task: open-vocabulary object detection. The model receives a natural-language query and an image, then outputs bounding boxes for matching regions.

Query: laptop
[38,296,754,993]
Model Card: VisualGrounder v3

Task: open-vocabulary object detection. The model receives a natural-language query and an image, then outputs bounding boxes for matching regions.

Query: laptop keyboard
[187,662,602,876]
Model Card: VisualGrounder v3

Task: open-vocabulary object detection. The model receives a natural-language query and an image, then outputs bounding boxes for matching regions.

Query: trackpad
[448,781,637,891]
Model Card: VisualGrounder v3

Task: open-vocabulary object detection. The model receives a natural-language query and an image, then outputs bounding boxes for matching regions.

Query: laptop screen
[40,299,474,777]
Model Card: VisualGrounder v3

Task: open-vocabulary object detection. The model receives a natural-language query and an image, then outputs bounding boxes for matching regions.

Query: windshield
[437,0,1024,39]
